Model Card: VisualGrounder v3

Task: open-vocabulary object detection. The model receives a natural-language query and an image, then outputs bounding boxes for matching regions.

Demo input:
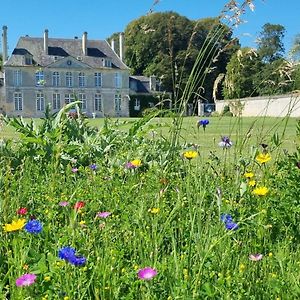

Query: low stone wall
[216,93,300,117]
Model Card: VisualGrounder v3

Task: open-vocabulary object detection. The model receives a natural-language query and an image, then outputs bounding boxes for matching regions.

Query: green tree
[223,47,261,99]
[111,12,238,102]
[289,34,300,62]
[257,23,285,63]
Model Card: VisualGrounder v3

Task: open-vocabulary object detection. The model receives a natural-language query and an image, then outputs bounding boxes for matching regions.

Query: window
[94,72,102,87]
[78,93,87,110]
[35,70,44,86]
[114,94,122,112]
[52,93,61,110]
[134,98,140,111]
[104,59,112,67]
[66,72,73,87]
[52,72,60,86]
[94,93,102,111]
[25,55,32,65]
[13,70,22,86]
[14,92,23,111]
[79,72,85,87]
[36,93,45,111]
[65,93,75,104]
[114,73,121,88]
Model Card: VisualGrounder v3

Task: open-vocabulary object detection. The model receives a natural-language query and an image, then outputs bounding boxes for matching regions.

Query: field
[0,113,300,299]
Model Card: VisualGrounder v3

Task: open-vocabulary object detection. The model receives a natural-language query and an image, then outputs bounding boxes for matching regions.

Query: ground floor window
[36,92,45,111]
[114,94,121,112]
[53,93,61,110]
[94,94,102,111]
[78,93,87,110]
[14,92,23,111]
[65,93,75,105]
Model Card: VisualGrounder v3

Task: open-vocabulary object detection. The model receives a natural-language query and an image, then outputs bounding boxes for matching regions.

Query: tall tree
[289,34,300,62]
[257,23,285,63]
[108,12,238,102]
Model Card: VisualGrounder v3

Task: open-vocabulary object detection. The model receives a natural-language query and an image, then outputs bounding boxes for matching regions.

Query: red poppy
[17,207,28,215]
[74,201,85,210]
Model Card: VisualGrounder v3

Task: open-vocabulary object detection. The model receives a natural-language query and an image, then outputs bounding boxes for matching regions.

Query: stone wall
[216,93,300,117]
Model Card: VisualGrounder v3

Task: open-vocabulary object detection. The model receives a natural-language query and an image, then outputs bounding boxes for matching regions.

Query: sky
[1,0,299,56]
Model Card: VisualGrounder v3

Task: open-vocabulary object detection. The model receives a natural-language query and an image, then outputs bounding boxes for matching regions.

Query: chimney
[149,75,157,91]
[111,39,115,51]
[2,25,8,62]
[119,32,124,61]
[44,29,49,55]
[82,31,87,56]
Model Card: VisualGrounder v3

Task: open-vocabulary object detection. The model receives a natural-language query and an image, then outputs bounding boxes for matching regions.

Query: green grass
[1,115,298,152]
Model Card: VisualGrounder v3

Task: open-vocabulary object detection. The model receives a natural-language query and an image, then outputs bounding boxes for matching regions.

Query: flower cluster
[58,246,86,266]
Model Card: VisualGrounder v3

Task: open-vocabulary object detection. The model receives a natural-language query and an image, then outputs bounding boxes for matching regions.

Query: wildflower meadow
[0,104,300,299]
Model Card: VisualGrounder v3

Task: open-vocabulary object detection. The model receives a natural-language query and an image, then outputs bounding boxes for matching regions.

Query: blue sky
[1,0,299,55]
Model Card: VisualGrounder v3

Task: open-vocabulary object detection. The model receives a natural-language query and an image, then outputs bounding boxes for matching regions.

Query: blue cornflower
[68,255,86,266]
[219,136,233,148]
[225,222,239,231]
[220,214,233,224]
[197,119,209,131]
[90,163,97,171]
[24,220,43,234]
[58,246,86,266]
[58,246,76,260]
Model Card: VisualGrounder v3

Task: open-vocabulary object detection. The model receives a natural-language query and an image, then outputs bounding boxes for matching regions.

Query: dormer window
[25,55,32,65]
[104,59,112,68]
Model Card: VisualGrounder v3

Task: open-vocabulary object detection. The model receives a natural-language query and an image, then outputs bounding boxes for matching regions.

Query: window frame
[14,92,23,111]
[94,72,102,87]
[52,93,61,110]
[36,92,45,111]
[66,72,73,87]
[78,72,85,88]
[52,71,60,87]
[114,94,122,112]
[94,93,102,111]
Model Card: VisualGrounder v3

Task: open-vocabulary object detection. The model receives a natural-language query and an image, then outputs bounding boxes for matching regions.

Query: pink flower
[72,168,78,173]
[137,267,157,280]
[17,207,28,215]
[249,254,263,261]
[59,201,69,207]
[16,273,37,287]
[74,201,85,210]
[96,212,111,218]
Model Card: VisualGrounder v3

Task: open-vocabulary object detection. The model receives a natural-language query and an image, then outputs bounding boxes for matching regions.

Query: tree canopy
[257,23,285,63]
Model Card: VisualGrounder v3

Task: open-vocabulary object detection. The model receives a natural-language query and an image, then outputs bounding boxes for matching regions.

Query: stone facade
[1,28,130,118]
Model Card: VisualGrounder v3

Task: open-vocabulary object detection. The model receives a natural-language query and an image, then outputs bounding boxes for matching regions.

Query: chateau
[1,26,130,117]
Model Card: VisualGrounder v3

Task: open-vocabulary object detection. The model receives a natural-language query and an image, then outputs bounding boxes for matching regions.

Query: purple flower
[24,220,43,234]
[59,201,69,207]
[58,246,76,260]
[137,267,157,280]
[16,273,37,287]
[249,254,263,261]
[96,211,111,218]
[125,162,135,169]
[90,163,97,171]
[218,136,233,148]
[72,168,78,173]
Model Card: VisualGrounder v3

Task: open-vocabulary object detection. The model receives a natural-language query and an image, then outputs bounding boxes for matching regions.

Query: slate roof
[5,36,128,70]
[129,76,151,93]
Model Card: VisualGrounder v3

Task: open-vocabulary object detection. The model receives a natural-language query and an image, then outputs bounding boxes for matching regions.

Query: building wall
[4,65,130,117]
[215,94,300,117]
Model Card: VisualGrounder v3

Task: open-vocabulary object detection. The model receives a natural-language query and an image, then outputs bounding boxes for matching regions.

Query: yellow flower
[149,207,160,214]
[3,219,26,232]
[256,153,271,164]
[244,172,254,179]
[183,150,198,160]
[239,263,246,272]
[44,276,51,282]
[248,180,256,187]
[79,220,86,225]
[131,159,142,167]
[253,186,269,196]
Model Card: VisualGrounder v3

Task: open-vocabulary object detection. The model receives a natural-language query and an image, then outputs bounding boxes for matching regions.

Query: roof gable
[46,56,91,69]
